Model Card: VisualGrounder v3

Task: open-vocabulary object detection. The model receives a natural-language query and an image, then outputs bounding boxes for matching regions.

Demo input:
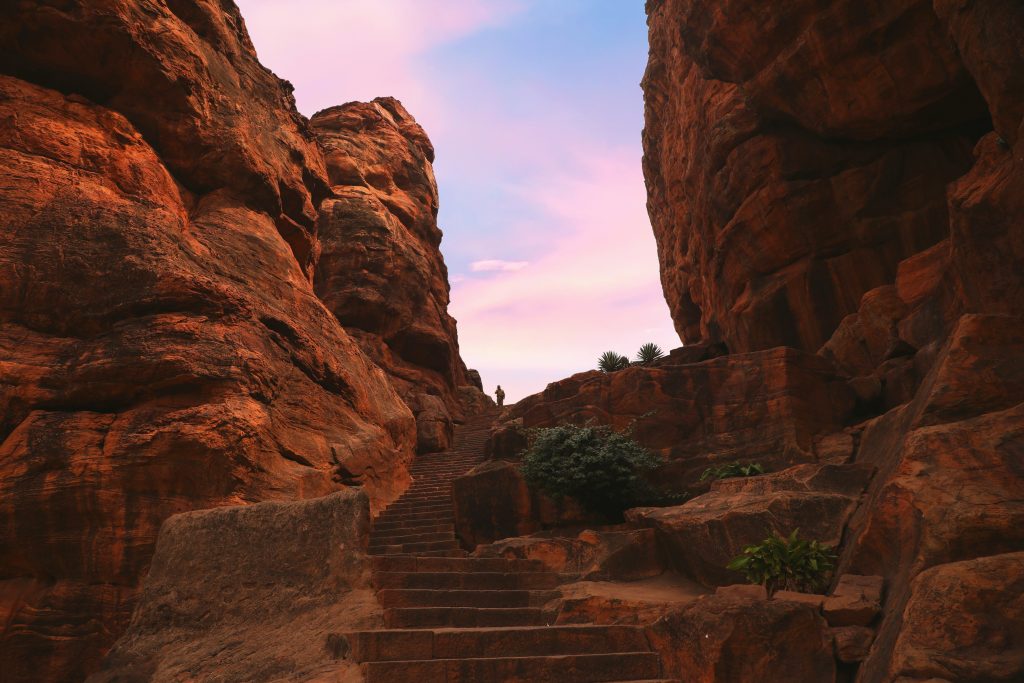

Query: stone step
[362,652,662,682]
[374,510,454,524]
[372,571,560,590]
[371,556,546,573]
[376,588,559,609]
[368,540,460,556]
[383,607,547,629]
[348,625,649,662]
[371,520,453,534]
[369,531,455,546]
[382,502,453,514]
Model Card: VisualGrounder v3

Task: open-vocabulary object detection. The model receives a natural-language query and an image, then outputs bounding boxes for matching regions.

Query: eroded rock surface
[643,0,989,353]
[311,99,490,452]
[88,490,380,683]
[0,2,435,678]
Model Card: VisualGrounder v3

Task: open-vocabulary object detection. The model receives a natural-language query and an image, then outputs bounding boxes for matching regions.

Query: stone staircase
[349,410,675,682]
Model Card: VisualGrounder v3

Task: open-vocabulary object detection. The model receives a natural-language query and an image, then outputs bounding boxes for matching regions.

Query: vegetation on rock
[597,351,631,372]
[635,342,665,364]
[700,461,766,481]
[727,529,836,595]
[520,424,662,519]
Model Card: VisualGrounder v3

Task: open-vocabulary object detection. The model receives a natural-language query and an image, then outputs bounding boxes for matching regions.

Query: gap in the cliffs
[238,0,679,404]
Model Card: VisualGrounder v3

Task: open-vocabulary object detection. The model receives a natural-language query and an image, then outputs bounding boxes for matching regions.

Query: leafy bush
[635,342,665,364]
[597,351,630,372]
[700,461,766,481]
[727,529,837,594]
[519,424,662,519]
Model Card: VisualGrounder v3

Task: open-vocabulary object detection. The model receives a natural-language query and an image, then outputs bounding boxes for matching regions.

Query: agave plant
[635,342,665,365]
[597,351,630,372]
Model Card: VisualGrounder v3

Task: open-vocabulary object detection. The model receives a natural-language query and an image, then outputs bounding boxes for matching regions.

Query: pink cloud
[237,0,527,116]
[450,143,679,402]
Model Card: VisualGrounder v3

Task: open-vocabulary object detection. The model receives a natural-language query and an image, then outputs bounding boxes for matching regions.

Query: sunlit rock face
[640,1,1024,681]
[0,1,428,679]
[643,0,992,353]
[311,99,491,453]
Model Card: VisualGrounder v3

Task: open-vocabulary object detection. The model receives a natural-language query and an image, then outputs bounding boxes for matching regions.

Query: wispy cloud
[238,1,676,403]
[470,260,530,272]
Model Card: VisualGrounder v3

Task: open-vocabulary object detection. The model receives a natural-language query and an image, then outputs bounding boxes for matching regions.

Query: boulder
[646,593,836,683]
[831,626,876,664]
[889,552,1024,681]
[822,574,884,627]
[452,461,592,549]
[473,527,663,581]
[88,491,380,682]
[628,463,873,587]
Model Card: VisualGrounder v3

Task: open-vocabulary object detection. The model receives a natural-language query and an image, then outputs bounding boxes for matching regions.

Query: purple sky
[237,0,678,402]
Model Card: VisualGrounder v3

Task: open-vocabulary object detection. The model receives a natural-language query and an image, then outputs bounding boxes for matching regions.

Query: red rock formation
[489,348,854,489]
[311,99,490,453]
[0,2,428,679]
[639,1,1024,680]
[89,491,380,682]
[643,0,989,353]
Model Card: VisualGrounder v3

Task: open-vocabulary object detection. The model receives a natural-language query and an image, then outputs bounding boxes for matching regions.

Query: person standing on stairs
[494,384,505,407]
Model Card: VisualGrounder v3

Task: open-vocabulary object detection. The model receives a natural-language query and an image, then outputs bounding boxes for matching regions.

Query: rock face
[638,1,1024,681]
[628,464,873,588]
[311,99,489,453]
[88,490,380,682]
[490,348,854,491]
[643,0,988,353]
[0,1,472,679]
[646,593,836,683]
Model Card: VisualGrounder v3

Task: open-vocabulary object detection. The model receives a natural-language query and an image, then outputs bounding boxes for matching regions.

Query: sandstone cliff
[311,99,490,454]
[462,1,1022,680]
[0,1,475,680]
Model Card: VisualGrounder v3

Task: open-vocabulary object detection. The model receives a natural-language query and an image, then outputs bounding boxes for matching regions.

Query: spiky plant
[597,351,630,372]
[635,342,665,365]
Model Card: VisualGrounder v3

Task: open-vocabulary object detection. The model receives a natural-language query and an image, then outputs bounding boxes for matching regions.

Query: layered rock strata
[311,99,490,453]
[0,1,473,679]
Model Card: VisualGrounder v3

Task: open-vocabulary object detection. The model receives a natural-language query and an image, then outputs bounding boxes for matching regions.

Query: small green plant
[635,342,665,365]
[597,351,630,372]
[700,461,766,481]
[519,424,662,519]
[726,529,837,595]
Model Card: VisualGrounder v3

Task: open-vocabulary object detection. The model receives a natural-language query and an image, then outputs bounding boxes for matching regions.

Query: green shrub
[700,461,766,481]
[597,351,630,372]
[635,342,665,364]
[519,424,662,519]
[726,529,837,594]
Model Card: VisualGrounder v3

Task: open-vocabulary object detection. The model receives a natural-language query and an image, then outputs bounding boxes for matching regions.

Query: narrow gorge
[0,1,1020,682]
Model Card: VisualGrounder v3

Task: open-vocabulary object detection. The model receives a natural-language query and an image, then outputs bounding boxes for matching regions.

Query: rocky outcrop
[646,592,836,683]
[643,0,989,353]
[628,464,873,588]
[88,490,380,682]
[637,1,1024,680]
[490,348,854,492]
[311,99,490,453]
[0,2,445,679]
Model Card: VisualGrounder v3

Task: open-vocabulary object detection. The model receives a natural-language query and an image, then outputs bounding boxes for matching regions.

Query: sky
[237,0,679,402]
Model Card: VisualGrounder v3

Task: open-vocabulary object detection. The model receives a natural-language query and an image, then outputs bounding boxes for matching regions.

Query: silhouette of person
[495,385,505,407]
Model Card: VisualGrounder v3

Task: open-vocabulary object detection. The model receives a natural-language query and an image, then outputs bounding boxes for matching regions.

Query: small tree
[635,342,665,365]
[726,529,837,595]
[520,424,661,519]
[597,351,630,372]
